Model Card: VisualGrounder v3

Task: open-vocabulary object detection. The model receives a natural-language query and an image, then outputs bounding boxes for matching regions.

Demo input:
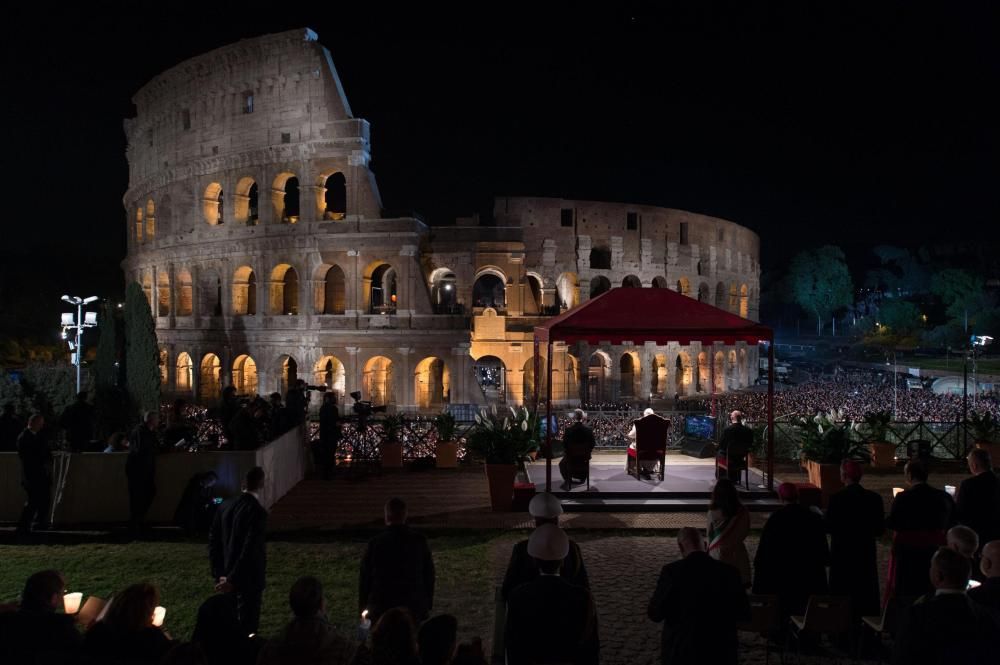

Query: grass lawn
[904,357,1000,374]
[0,532,504,645]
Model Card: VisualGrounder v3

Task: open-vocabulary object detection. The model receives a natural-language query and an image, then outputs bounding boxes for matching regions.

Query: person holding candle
[0,570,82,664]
[84,582,173,664]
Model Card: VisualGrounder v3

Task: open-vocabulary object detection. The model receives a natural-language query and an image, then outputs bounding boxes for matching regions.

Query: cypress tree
[124,282,160,417]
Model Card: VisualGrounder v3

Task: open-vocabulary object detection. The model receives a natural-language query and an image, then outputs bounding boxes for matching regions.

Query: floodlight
[61,295,73,304]
[61,313,75,325]
[972,335,994,347]
[84,312,98,325]
[83,296,98,304]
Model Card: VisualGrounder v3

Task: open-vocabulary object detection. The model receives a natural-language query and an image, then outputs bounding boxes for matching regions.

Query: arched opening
[232,266,257,316]
[473,273,506,310]
[232,355,259,396]
[145,199,156,239]
[589,275,611,299]
[313,355,346,401]
[203,183,223,225]
[315,265,346,314]
[697,351,709,393]
[696,260,703,276]
[740,284,749,318]
[738,348,748,386]
[272,173,300,223]
[619,351,640,398]
[622,275,641,288]
[199,268,222,317]
[234,177,259,225]
[651,276,668,289]
[698,282,710,303]
[322,172,347,220]
[176,269,193,316]
[280,355,299,396]
[176,352,193,394]
[363,356,394,406]
[141,272,153,313]
[589,246,611,270]
[523,357,548,404]
[135,208,143,244]
[677,277,691,297]
[269,264,299,315]
[727,350,738,390]
[556,272,579,309]
[430,268,459,314]
[652,353,668,397]
[715,282,726,309]
[587,352,611,403]
[729,283,738,312]
[369,263,398,314]
[415,357,450,409]
[714,351,726,393]
[551,352,578,402]
[199,354,221,402]
[525,274,543,314]
[675,354,687,395]
[156,272,170,317]
[159,348,168,385]
[473,355,506,403]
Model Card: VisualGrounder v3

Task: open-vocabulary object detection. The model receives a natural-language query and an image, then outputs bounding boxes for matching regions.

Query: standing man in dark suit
[316,392,341,480]
[559,409,595,491]
[126,410,160,533]
[358,497,435,624]
[886,460,957,602]
[957,448,1000,550]
[827,459,885,620]
[16,414,52,535]
[893,547,1000,665]
[648,527,749,665]
[506,524,600,665]
[210,466,268,634]
[716,410,753,481]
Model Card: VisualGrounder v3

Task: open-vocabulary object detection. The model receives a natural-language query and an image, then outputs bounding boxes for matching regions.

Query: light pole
[60,295,99,393]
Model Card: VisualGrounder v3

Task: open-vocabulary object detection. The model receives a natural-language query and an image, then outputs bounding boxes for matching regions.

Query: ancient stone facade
[123,29,761,412]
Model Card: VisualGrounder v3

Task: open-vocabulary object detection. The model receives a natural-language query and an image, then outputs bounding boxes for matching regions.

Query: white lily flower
[521,420,528,432]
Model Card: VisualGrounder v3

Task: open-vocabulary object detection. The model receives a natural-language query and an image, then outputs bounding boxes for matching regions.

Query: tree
[94,301,117,391]
[124,282,160,417]
[879,299,922,335]
[931,269,995,324]
[788,245,854,335]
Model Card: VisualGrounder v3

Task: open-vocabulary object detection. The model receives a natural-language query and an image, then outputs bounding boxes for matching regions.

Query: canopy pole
[534,339,545,492]
[767,340,775,492]
[545,341,554,493]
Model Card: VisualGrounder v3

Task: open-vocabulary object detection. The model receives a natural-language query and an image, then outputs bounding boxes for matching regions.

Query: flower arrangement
[858,410,893,443]
[432,411,458,442]
[969,412,999,444]
[796,409,870,464]
[464,404,540,465]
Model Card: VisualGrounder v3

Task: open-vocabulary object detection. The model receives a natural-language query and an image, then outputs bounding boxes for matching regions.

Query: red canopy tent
[532,287,775,492]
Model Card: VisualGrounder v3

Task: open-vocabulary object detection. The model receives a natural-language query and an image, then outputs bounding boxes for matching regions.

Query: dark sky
[2,2,998,321]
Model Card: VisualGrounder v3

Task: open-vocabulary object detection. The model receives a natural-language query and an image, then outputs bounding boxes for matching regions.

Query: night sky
[2,2,998,338]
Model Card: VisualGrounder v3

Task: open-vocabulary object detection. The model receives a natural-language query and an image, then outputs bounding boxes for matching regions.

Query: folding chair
[860,598,897,663]
[787,595,852,663]
[738,594,782,665]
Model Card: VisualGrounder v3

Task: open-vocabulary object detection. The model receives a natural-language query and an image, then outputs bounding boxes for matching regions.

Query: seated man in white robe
[628,407,661,479]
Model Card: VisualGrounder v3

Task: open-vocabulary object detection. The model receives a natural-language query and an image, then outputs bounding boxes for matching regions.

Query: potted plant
[465,405,539,511]
[380,414,405,468]
[433,411,459,469]
[796,409,870,504]
[969,412,1000,461]
[859,411,896,469]
[748,424,767,470]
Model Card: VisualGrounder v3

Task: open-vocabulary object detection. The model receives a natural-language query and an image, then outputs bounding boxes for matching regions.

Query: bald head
[981,541,1000,579]
[677,527,705,557]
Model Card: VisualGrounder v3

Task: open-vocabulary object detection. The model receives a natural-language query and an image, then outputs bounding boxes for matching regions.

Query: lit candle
[892,487,903,498]
[152,606,166,627]
[63,592,83,615]
[358,609,371,641]
[944,485,956,497]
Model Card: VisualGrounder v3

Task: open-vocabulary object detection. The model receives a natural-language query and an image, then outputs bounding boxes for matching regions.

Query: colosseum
[122,28,761,413]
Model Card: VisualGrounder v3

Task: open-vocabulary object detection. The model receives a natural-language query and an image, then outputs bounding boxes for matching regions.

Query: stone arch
[232,354,259,396]
[740,284,749,318]
[587,351,612,403]
[525,273,543,314]
[677,277,691,297]
[175,269,193,316]
[651,276,668,288]
[159,348,169,385]
[314,264,346,314]
[552,352,578,402]
[729,283,738,312]
[415,356,450,408]
[523,357,548,403]
[176,352,194,394]
[738,348,748,386]
[675,351,691,395]
[622,275,642,288]
[652,353,668,397]
[473,273,506,310]
[556,272,579,308]
[278,354,299,396]
[313,355,346,400]
[135,207,144,243]
[234,177,259,225]
[698,282,710,302]
[715,282,726,309]
[363,355,394,406]
[272,172,300,223]
[727,349,738,390]
[697,351,709,392]
[696,260,704,276]
[269,263,299,315]
[473,355,506,402]
[589,246,611,270]
[199,353,222,402]
[429,267,459,313]
[145,199,156,239]
[714,351,726,393]
[232,266,257,315]
[589,275,611,299]
[318,171,347,220]
[156,271,170,317]
[203,182,223,225]
[366,262,398,313]
[619,351,640,398]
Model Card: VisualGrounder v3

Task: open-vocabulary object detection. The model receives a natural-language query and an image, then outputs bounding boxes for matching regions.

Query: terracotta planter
[381,441,403,468]
[435,441,458,468]
[485,463,518,512]
[805,459,843,507]
[869,441,897,469]
[975,441,999,467]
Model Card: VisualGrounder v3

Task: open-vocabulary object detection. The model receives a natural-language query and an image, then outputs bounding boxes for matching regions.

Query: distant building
[123,28,761,411]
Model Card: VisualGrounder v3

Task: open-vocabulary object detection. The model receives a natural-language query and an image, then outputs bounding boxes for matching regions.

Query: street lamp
[60,295,99,393]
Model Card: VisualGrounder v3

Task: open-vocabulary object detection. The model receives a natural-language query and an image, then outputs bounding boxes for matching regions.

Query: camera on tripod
[350,390,387,418]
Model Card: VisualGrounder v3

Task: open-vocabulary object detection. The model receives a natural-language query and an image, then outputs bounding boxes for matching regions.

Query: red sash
[884,529,946,605]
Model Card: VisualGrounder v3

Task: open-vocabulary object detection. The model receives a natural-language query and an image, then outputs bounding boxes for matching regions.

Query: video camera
[350,390,387,419]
